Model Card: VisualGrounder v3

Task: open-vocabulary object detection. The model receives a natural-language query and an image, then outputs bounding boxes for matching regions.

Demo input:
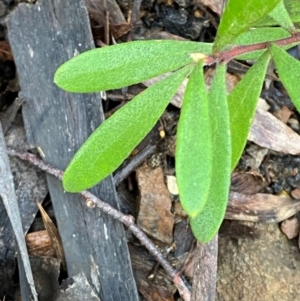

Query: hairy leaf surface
[228,51,270,170]
[213,0,281,52]
[270,43,300,112]
[268,0,295,31]
[190,63,231,242]
[234,27,293,60]
[257,0,300,26]
[176,62,212,217]
[54,40,212,93]
[63,65,193,192]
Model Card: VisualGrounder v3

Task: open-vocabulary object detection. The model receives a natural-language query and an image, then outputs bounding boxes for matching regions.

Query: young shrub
[54,0,300,242]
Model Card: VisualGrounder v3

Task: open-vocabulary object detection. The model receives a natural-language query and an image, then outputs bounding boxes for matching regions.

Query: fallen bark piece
[248,108,300,154]
[0,123,37,301]
[231,172,267,195]
[5,123,48,232]
[136,164,174,244]
[55,273,101,301]
[226,191,300,223]
[26,230,55,257]
[0,121,47,299]
[7,1,139,300]
[281,217,299,239]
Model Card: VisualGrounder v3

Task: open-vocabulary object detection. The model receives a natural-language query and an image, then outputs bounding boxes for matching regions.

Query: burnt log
[7,1,139,300]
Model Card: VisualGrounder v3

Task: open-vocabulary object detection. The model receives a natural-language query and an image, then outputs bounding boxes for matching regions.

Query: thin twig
[114,144,157,186]
[7,147,191,301]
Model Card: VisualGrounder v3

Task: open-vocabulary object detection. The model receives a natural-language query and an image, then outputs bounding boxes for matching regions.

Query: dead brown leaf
[136,164,174,245]
[226,192,300,223]
[248,108,300,155]
[231,172,268,195]
[197,0,224,16]
[37,202,66,269]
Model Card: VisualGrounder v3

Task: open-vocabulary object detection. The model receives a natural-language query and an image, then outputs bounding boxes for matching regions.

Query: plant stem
[7,147,191,301]
[205,31,300,65]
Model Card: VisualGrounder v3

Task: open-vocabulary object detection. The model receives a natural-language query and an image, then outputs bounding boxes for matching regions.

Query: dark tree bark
[7,1,139,300]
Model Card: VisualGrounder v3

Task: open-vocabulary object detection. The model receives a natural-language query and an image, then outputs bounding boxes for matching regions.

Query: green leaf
[234,27,296,60]
[228,50,270,170]
[54,40,212,93]
[190,63,231,242]
[257,0,300,26]
[235,27,291,45]
[268,0,295,31]
[269,43,300,113]
[63,65,193,192]
[176,62,212,217]
[213,0,281,52]
[284,0,300,23]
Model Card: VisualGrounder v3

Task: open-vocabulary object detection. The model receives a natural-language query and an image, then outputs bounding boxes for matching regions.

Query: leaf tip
[54,66,66,89]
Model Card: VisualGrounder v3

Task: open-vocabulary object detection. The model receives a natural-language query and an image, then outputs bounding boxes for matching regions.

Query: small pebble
[281,217,299,239]
[291,188,300,199]
[167,175,179,195]
[287,118,300,131]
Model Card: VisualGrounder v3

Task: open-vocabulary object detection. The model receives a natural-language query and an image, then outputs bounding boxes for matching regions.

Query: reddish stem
[205,32,300,65]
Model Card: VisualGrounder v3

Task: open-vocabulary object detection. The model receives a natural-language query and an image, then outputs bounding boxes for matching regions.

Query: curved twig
[7,147,191,301]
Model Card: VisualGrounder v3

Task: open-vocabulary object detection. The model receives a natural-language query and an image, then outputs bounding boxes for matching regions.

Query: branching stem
[7,147,191,301]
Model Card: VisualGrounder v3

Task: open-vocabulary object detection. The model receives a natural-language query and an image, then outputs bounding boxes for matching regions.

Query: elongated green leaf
[176,62,212,217]
[63,65,193,192]
[229,50,270,170]
[284,0,300,23]
[54,40,212,93]
[234,27,295,60]
[270,43,300,113]
[268,1,295,31]
[257,0,300,26]
[235,27,291,45]
[190,63,231,242]
[213,0,281,52]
